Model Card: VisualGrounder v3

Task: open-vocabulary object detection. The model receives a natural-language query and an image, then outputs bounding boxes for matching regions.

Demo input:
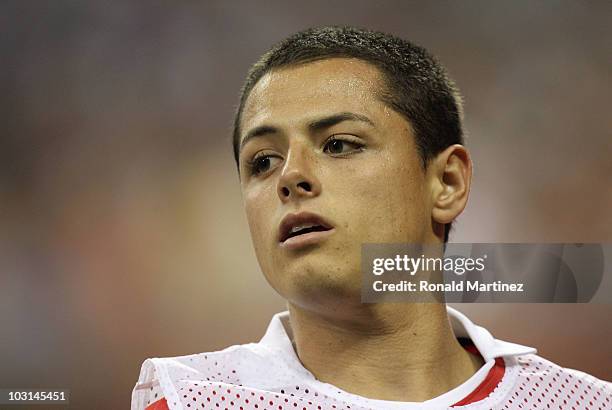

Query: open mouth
[284,223,330,241]
[278,212,334,244]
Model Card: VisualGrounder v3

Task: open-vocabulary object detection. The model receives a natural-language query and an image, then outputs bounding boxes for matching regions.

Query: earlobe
[430,144,472,226]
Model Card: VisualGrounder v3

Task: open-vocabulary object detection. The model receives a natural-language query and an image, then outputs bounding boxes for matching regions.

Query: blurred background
[1,1,611,408]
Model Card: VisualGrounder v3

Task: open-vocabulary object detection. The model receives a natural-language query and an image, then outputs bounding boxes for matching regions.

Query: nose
[277,145,321,203]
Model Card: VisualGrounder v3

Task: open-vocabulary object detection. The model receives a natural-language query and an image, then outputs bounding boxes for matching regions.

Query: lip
[278,211,335,250]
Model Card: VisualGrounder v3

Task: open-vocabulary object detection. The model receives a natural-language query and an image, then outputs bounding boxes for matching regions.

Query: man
[132,26,611,410]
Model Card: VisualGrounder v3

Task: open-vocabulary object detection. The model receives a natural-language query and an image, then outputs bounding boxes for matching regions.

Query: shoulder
[515,353,610,387]
[131,342,256,410]
[131,312,298,410]
[493,353,611,409]
[131,339,299,410]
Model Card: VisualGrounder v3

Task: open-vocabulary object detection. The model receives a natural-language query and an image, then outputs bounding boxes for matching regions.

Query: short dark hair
[232,26,464,242]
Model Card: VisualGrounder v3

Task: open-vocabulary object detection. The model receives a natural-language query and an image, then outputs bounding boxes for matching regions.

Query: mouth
[278,212,335,250]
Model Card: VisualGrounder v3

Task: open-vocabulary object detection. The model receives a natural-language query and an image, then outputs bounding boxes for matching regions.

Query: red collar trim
[451,354,505,407]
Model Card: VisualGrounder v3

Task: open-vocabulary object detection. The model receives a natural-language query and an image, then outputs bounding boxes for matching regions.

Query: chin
[276,262,362,307]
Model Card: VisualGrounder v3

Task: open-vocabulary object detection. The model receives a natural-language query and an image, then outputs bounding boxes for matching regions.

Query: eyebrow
[239,112,374,152]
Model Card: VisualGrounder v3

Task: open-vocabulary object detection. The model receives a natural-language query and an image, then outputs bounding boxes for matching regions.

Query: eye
[249,154,282,176]
[323,136,364,155]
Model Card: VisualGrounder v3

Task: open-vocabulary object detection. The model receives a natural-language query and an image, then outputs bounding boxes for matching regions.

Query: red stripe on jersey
[452,357,506,406]
[145,397,169,410]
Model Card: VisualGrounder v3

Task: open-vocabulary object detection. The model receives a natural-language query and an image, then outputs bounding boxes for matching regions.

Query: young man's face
[238,58,436,313]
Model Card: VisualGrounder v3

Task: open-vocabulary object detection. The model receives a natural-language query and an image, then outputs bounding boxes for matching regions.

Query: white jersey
[132,307,611,410]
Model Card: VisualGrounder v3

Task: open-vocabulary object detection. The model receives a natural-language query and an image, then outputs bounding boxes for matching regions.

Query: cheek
[323,152,426,241]
[243,182,278,250]
[243,183,288,295]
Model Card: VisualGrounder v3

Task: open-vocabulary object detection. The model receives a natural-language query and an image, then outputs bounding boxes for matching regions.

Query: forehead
[240,58,387,138]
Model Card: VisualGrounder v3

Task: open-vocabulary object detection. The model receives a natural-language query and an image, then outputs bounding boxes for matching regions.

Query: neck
[287,303,484,402]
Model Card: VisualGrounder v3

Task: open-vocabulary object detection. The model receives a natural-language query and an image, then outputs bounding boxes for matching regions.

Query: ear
[427,144,472,237]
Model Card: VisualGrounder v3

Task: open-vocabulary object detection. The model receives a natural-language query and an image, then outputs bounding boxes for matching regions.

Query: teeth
[291,223,316,233]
